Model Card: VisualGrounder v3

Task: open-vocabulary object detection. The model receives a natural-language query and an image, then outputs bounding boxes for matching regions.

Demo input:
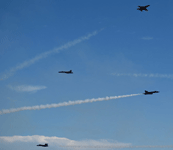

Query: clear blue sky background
[0,0,173,149]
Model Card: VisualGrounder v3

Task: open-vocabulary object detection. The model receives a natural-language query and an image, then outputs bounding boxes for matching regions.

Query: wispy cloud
[0,135,173,150]
[141,37,153,40]
[0,135,130,148]
[0,93,141,115]
[111,73,173,79]
[63,145,173,149]
[7,85,47,92]
[0,29,103,80]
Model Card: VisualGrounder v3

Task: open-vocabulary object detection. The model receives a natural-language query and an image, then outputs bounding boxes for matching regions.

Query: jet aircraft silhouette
[137,5,150,11]
[144,90,159,95]
[37,143,48,147]
[59,70,73,74]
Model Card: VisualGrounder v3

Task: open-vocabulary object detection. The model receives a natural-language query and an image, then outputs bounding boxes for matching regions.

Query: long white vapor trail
[111,73,173,79]
[0,93,141,115]
[60,145,173,149]
[0,29,102,80]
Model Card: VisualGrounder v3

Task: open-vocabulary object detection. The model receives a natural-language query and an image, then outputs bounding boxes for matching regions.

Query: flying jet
[59,70,73,74]
[137,5,150,11]
[37,143,48,147]
[143,90,159,95]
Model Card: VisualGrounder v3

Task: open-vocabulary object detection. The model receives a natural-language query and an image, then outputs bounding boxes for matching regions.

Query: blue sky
[1,0,173,149]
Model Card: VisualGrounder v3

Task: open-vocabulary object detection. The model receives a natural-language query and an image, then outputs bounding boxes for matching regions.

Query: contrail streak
[0,29,103,80]
[60,145,173,149]
[111,73,173,79]
[0,93,141,115]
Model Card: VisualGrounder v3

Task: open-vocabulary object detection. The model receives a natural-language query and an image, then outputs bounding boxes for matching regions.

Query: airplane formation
[36,4,156,148]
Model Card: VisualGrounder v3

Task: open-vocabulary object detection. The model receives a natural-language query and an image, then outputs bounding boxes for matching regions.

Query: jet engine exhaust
[0,93,142,115]
[0,29,103,81]
[111,73,173,79]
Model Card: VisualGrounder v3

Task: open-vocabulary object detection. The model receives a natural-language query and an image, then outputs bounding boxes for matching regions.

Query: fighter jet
[137,5,150,11]
[37,143,48,147]
[143,90,159,95]
[59,70,73,74]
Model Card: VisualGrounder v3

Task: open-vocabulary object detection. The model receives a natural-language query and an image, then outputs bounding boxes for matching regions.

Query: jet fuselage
[137,5,150,11]
[143,90,159,95]
[59,70,73,74]
[37,143,48,147]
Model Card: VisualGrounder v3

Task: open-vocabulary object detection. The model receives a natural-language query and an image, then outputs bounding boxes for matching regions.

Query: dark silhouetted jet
[143,90,159,95]
[37,143,48,147]
[137,5,150,11]
[59,70,73,74]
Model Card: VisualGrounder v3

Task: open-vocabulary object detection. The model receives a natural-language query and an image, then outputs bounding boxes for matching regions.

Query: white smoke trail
[7,85,47,92]
[0,29,103,80]
[0,93,141,115]
[111,73,173,79]
[60,145,173,149]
